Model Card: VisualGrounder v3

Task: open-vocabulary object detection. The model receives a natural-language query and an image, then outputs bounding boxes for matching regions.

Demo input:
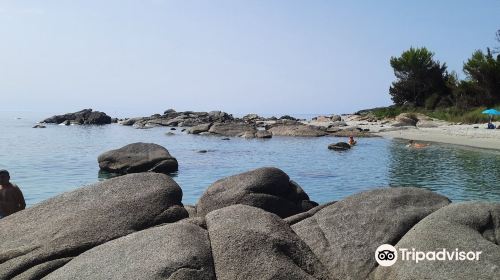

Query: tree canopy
[389,47,450,107]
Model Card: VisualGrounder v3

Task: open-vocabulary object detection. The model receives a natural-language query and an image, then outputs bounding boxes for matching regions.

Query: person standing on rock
[0,170,26,218]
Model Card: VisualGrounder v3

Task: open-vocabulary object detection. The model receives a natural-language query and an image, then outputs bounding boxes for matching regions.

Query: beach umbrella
[481,109,500,115]
[481,109,500,123]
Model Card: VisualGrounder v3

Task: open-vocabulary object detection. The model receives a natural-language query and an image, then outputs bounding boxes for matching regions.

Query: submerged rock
[98,142,178,175]
[0,173,188,280]
[196,167,317,218]
[41,109,112,125]
[328,142,351,150]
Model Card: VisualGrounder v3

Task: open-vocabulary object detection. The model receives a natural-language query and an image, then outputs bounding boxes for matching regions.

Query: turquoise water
[1,111,500,207]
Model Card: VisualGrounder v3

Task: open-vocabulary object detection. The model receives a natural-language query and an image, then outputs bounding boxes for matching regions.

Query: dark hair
[0,169,9,176]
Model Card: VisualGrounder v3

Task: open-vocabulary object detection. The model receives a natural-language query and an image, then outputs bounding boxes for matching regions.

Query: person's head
[0,170,10,184]
[349,136,354,140]
[408,140,414,144]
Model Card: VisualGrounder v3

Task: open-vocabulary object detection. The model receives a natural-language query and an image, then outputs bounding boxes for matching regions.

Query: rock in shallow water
[328,142,351,150]
[196,167,318,218]
[291,187,450,280]
[0,173,188,280]
[98,142,178,175]
[268,124,327,137]
[41,109,112,125]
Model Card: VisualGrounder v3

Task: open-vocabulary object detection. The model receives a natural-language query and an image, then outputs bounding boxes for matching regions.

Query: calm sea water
[1,111,500,207]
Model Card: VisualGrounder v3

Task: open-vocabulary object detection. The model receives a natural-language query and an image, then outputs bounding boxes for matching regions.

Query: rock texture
[269,124,327,137]
[196,167,318,218]
[372,202,500,280]
[291,187,450,280]
[98,142,178,175]
[41,109,112,125]
[206,205,329,280]
[208,122,257,137]
[45,223,216,280]
[0,173,188,279]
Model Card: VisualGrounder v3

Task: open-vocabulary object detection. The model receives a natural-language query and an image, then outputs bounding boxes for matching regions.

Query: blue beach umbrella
[481,109,500,115]
[482,108,500,123]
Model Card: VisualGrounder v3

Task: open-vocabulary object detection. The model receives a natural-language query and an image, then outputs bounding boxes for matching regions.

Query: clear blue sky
[1,0,499,117]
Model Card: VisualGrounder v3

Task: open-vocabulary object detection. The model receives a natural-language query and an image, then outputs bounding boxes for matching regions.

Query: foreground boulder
[206,205,329,280]
[0,173,188,279]
[98,142,178,175]
[291,187,450,280]
[41,109,112,125]
[45,223,215,280]
[373,202,500,280]
[196,167,318,218]
[268,124,327,137]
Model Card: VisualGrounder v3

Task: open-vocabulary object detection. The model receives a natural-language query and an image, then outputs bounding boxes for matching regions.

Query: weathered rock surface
[255,130,272,138]
[208,122,257,137]
[45,223,216,280]
[98,142,178,175]
[328,142,351,151]
[206,205,330,280]
[393,113,418,127]
[188,123,213,134]
[372,202,500,280]
[291,187,450,280]
[41,109,112,125]
[268,124,327,137]
[0,173,188,280]
[196,167,317,218]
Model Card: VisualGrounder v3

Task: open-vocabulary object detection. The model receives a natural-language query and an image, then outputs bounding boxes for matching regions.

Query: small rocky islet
[1,142,499,279]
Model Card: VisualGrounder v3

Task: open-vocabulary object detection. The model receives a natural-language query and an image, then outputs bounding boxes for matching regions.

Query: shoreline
[374,126,500,151]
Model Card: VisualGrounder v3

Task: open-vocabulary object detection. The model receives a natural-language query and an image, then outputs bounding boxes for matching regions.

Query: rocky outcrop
[291,187,450,280]
[98,142,178,175]
[372,202,500,280]
[206,205,329,280]
[0,173,188,280]
[41,109,112,125]
[268,124,327,137]
[196,167,318,218]
[45,223,216,280]
[121,110,234,128]
[328,142,351,151]
[208,122,257,137]
[255,130,272,138]
[188,123,213,134]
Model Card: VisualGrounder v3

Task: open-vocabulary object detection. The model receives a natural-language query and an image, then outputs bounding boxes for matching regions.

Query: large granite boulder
[208,122,257,137]
[291,187,450,280]
[196,167,318,218]
[372,202,500,280]
[0,173,188,279]
[328,142,351,151]
[268,124,327,137]
[206,205,329,280]
[98,142,178,175]
[41,109,112,125]
[45,223,215,280]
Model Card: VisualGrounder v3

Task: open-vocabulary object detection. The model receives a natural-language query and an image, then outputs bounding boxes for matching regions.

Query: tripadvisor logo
[375,244,482,266]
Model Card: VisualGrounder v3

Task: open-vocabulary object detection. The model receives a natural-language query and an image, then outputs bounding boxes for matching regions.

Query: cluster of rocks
[41,109,113,125]
[1,166,498,279]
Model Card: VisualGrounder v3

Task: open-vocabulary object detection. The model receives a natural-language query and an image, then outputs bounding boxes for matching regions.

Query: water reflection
[387,140,500,202]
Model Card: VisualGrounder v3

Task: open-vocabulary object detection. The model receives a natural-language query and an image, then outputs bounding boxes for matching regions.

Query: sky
[0,0,499,117]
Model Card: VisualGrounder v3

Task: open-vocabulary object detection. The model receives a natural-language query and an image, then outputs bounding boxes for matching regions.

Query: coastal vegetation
[375,29,500,123]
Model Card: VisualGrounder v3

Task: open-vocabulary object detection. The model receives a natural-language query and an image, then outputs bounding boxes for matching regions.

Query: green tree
[389,47,450,107]
[462,48,500,106]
